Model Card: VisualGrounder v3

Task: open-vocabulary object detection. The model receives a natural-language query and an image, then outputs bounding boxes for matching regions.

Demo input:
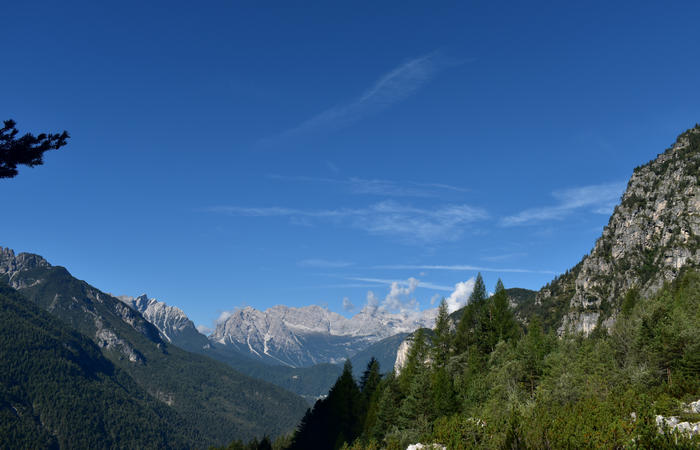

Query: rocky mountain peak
[559,125,700,334]
[0,246,50,276]
[119,294,205,347]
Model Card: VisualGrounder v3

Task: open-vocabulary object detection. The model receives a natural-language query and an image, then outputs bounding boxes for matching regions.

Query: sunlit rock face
[558,126,700,334]
[212,304,437,368]
[119,294,210,352]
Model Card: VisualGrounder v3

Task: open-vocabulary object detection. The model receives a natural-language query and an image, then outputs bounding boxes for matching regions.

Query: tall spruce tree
[431,298,451,369]
[471,273,487,304]
[290,360,362,450]
[398,359,432,431]
[479,279,520,353]
[370,374,401,441]
[359,357,382,399]
[399,328,428,394]
[454,273,487,354]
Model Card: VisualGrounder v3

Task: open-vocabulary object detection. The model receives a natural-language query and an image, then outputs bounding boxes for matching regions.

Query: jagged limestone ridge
[559,125,700,334]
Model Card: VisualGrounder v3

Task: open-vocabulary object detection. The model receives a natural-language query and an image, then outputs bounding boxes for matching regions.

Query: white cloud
[383,277,419,312]
[500,181,626,227]
[215,310,236,325]
[363,291,380,315]
[362,276,443,316]
[196,324,213,336]
[269,52,443,141]
[208,200,488,244]
[445,279,476,313]
[342,297,355,312]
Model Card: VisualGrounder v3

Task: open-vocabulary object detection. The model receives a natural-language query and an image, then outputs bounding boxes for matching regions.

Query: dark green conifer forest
[253,272,700,449]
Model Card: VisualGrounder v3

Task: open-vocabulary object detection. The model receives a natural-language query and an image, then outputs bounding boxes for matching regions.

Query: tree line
[232,272,700,449]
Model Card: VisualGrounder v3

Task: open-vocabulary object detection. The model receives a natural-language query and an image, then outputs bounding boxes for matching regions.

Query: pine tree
[519,316,548,395]
[471,273,487,304]
[1,119,69,179]
[494,278,505,294]
[454,273,487,355]
[290,360,362,450]
[359,358,382,400]
[328,360,363,448]
[398,360,432,430]
[399,328,428,394]
[491,280,519,344]
[370,374,401,441]
[431,366,457,416]
[479,279,520,353]
[431,298,451,369]
[359,358,382,438]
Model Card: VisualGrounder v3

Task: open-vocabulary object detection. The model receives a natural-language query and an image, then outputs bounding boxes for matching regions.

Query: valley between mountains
[1,125,699,448]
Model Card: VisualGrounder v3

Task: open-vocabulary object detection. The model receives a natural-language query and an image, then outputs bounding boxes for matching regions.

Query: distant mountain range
[0,247,308,446]
[114,293,434,401]
[210,303,436,367]
[117,293,436,369]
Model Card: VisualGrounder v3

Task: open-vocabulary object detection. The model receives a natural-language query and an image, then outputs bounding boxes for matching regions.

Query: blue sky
[2,1,700,331]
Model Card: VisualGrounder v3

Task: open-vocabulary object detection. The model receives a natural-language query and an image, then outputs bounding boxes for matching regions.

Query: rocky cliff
[557,125,700,333]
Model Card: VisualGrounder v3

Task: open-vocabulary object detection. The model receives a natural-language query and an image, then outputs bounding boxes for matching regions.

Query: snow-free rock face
[394,337,413,374]
[0,247,162,363]
[0,247,50,289]
[556,126,700,334]
[212,304,437,367]
[119,294,210,352]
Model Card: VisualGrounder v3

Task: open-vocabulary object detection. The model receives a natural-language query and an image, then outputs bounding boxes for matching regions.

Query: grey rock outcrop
[119,294,208,351]
[0,246,50,289]
[559,126,700,334]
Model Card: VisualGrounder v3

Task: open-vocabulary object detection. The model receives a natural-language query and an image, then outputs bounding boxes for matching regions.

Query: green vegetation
[1,265,309,446]
[279,272,700,449]
[0,283,198,448]
[0,119,68,179]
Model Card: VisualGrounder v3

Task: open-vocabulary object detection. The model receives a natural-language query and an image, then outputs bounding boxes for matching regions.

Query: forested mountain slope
[0,283,199,448]
[0,248,308,445]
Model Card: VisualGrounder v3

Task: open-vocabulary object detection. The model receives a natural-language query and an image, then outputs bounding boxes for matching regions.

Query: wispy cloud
[373,264,556,275]
[266,52,445,142]
[298,259,354,268]
[207,200,488,243]
[268,174,469,198]
[481,252,527,262]
[500,181,625,227]
[345,276,452,292]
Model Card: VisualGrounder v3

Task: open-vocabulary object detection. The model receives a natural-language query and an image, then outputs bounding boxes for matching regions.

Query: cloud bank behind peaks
[363,277,420,316]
